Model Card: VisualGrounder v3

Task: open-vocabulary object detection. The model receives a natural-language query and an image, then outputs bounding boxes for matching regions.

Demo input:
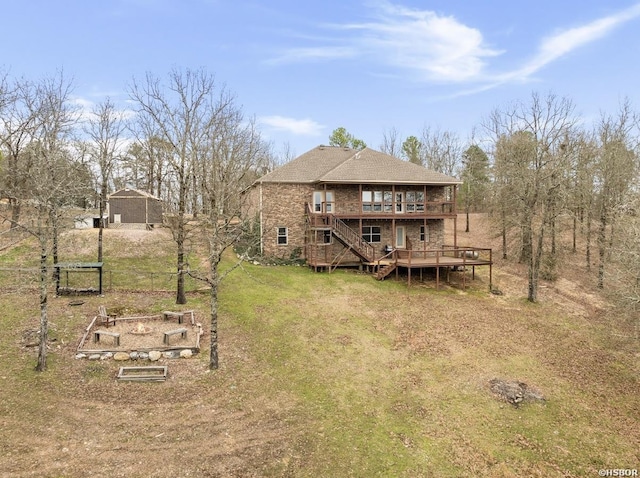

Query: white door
[114,214,121,224]
[396,226,406,248]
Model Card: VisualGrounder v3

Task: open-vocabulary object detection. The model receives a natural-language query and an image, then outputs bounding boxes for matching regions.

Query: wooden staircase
[375,263,396,280]
[327,214,375,262]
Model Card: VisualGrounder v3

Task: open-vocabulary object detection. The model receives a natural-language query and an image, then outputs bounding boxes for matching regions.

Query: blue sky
[3,0,640,157]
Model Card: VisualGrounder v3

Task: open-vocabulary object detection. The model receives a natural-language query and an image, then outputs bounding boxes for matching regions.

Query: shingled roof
[255,145,461,185]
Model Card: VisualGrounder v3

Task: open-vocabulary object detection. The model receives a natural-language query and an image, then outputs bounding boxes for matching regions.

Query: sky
[3,0,640,158]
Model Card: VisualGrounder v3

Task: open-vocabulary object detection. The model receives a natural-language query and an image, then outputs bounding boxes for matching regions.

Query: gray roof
[256,146,461,185]
[109,188,162,200]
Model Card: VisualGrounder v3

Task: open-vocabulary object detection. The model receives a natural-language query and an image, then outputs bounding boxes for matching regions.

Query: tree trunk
[176,170,188,305]
[36,238,48,372]
[597,213,607,289]
[51,212,60,286]
[520,219,532,265]
[500,204,508,260]
[209,277,219,370]
[571,214,578,254]
[465,206,470,233]
[176,240,187,304]
[528,222,546,303]
[98,181,108,263]
[10,199,21,230]
[586,212,592,272]
[551,217,556,256]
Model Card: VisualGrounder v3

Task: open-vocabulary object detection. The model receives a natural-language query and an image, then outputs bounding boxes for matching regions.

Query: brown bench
[163,327,187,345]
[93,330,120,346]
[163,311,185,324]
[162,310,195,325]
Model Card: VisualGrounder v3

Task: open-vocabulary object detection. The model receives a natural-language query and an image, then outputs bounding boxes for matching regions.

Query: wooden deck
[309,246,493,289]
[393,255,492,289]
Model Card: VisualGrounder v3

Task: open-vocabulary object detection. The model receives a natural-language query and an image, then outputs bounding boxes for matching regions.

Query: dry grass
[0,216,638,477]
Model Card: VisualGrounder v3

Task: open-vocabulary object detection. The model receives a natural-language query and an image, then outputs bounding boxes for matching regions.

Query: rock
[163,351,179,359]
[88,354,101,361]
[113,352,129,361]
[489,378,545,407]
[75,353,87,360]
[148,351,162,362]
[100,352,113,361]
[129,352,139,361]
[180,349,193,359]
[138,352,149,360]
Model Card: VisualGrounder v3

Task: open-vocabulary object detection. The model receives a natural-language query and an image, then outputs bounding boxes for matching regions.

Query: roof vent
[355,152,361,160]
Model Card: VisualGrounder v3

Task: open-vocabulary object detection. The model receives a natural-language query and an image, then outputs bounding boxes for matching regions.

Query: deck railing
[374,245,492,268]
[312,200,456,217]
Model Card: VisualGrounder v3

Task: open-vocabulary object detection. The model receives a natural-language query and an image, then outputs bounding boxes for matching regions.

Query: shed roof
[255,146,461,185]
[109,188,162,200]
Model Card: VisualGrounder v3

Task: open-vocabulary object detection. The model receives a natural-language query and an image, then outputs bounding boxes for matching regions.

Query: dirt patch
[77,316,201,353]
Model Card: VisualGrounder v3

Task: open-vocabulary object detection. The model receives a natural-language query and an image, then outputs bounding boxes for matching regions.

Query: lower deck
[310,246,493,289]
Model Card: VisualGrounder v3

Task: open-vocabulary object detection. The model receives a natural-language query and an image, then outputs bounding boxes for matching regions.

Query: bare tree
[0,77,38,228]
[128,68,232,304]
[191,116,270,369]
[379,127,402,158]
[0,72,81,371]
[484,92,577,302]
[593,102,639,289]
[83,98,127,262]
[420,127,462,176]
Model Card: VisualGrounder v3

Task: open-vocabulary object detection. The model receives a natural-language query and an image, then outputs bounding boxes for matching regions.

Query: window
[420,225,429,242]
[362,190,392,212]
[362,225,381,243]
[362,191,373,212]
[277,227,288,245]
[406,191,425,212]
[313,191,334,213]
[322,230,332,244]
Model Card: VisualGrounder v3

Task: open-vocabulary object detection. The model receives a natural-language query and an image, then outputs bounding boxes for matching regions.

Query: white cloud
[341,2,501,82]
[266,46,357,65]
[270,1,640,97]
[268,2,500,82]
[259,115,325,136]
[506,3,640,81]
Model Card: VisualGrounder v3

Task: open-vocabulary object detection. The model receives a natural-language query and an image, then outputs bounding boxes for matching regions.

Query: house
[108,189,163,229]
[248,145,492,287]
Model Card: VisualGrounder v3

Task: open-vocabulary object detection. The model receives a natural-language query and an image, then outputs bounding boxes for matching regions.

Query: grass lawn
[0,225,638,477]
